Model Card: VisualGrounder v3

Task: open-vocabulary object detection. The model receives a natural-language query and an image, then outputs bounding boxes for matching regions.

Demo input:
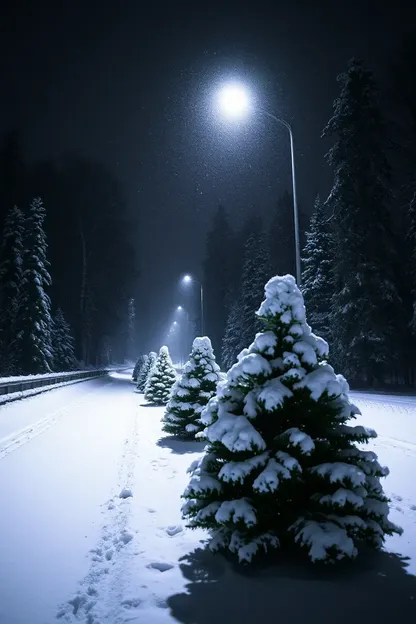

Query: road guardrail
[0,369,107,396]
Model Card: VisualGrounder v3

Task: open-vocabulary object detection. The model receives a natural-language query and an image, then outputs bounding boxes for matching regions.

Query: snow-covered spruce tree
[15,198,54,374]
[301,195,334,341]
[137,351,157,392]
[52,308,76,371]
[323,58,398,384]
[0,205,24,373]
[222,220,272,370]
[136,352,156,392]
[163,337,221,438]
[182,275,401,564]
[222,299,243,371]
[392,190,416,385]
[237,226,273,356]
[203,206,237,360]
[408,192,416,334]
[132,354,145,381]
[127,297,136,361]
[145,346,177,405]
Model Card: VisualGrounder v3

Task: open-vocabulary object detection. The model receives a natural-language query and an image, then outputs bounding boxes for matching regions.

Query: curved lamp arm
[257,109,301,286]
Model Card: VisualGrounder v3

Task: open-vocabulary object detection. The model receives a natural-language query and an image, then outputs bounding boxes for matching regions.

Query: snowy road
[0,378,415,623]
[0,373,139,624]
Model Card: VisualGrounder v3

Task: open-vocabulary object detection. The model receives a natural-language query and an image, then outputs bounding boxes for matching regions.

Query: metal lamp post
[181,275,204,335]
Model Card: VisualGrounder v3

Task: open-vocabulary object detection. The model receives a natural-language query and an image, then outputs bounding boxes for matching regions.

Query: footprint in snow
[105,549,113,561]
[119,488,133,499]
[90,547,102,556]
[165,524,183,537]
[114,530,134,547]
[122,598,142,609]
[152,459,168,468]
[147,561,174,572]
[147,508,156,514]
[67,594,94,616]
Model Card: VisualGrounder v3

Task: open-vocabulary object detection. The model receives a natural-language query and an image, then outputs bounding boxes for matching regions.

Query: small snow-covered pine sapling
[163,336,221,438]
[144,345,177,405]
[182,275,402,564]
[52,308,76,371]
[136,352,156,392]
[132,355,145,381]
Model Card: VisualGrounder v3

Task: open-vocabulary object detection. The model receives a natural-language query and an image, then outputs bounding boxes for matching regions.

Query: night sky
[1,0,415,350]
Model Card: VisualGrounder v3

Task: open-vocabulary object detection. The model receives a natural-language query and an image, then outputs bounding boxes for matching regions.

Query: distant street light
[175,305,191,364]
[181,274,204,335]
[216,83,301,286]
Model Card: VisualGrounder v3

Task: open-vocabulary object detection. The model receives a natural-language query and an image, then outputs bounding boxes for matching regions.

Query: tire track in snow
[0,382,110,461]
[351,392,416,408]
[56,403,139,624]
[375,435,416,459]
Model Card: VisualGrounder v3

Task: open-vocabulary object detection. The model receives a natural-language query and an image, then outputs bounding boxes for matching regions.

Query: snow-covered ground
[352,391,416,578]
[0,375,415,623]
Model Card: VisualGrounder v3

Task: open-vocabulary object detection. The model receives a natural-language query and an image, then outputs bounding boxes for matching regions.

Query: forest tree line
[0,139,137,374]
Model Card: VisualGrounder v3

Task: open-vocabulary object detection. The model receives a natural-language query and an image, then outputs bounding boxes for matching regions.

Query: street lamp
[216,83,301,286]
[217,83,250,119]
[181,274,204,335]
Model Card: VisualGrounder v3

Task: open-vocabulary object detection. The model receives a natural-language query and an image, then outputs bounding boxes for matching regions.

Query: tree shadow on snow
[167,546,416,624]
[157,436,206,455]
[139,403,161,408]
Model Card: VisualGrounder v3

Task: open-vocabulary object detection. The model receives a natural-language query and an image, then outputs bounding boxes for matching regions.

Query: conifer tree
[127,298,136,361]
[182,275,401,563]
[237,226,272,354]
[15,197,53,374]
[221,299,243,371]
[0,205,24,373]
[408,192,416,333]
[132,355,145,381]
[136,352,156,392]
[163,337,221,438]
[301,195,333,341]
[145,346,177,405]
[52,308,76,371]
[222,220,272,369]
[203,206,237,360]
[323,58,398,385]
